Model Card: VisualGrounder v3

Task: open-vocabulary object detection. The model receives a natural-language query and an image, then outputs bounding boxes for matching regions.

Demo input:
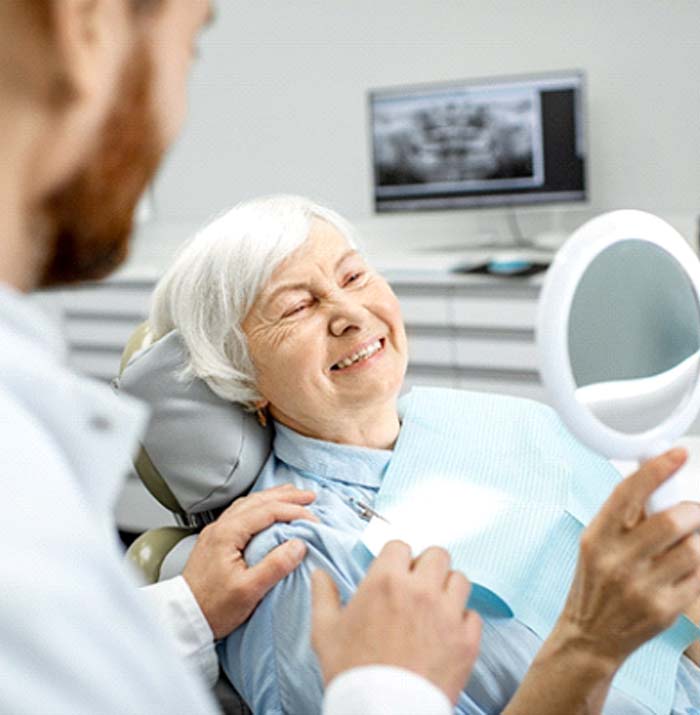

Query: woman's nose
[328,297,365,337]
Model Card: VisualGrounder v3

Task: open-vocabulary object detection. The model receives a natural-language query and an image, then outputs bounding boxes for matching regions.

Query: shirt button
[90,415,112,432]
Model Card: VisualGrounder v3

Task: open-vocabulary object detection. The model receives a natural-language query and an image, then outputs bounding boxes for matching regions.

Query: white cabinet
[452,296,537,330]
[387,273,545,402]
[45,278,154,381]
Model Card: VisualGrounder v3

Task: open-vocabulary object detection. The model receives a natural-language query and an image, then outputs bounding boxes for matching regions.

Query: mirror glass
[568,239,700,434]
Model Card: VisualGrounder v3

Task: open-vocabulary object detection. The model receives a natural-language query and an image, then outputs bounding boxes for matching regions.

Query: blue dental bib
[359,387,699,715]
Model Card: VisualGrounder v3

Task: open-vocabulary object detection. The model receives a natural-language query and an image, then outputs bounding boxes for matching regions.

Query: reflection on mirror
[569,240,700,434]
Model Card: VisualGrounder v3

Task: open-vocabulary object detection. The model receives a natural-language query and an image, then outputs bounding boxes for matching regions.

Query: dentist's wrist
[323,665,452,715]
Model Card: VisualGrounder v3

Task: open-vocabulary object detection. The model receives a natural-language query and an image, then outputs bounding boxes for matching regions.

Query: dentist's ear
[16,1,134,197]
[51,0,131,106]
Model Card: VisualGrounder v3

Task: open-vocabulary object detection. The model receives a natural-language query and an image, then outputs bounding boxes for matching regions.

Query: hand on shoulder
[182,484,318,639]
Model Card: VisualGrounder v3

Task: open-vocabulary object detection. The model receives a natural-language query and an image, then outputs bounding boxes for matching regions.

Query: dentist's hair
[149,195,358,407]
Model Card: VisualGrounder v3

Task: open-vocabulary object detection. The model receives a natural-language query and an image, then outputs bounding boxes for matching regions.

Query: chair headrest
[115,328,272,515]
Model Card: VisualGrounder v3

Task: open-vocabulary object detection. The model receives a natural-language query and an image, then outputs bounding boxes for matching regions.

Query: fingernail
[669,447,687,463]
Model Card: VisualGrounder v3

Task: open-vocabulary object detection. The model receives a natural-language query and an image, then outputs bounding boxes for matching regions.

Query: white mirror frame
[537,209,700,462]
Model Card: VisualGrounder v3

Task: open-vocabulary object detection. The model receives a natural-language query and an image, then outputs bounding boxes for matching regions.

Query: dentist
[0,2,476,713]
[3,4,698,715]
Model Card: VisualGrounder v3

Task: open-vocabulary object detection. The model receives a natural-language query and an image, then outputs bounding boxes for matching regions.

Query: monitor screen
[369,71,586,212]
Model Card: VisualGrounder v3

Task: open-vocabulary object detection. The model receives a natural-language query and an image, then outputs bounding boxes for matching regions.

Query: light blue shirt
[220,420,700,715]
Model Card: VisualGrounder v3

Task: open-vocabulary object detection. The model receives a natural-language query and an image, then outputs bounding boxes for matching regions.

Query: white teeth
[333,340,383,370]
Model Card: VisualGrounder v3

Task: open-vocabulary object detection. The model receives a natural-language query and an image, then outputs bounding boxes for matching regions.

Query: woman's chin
[335,372,404,408]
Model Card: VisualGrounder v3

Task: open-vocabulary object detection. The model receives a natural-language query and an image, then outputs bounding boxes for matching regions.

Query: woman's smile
[330,337,385,373]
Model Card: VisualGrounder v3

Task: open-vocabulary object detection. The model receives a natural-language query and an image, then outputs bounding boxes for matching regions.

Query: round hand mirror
[537,209,700,513]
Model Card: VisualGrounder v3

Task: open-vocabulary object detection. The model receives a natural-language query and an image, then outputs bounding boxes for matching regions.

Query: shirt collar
[0,282,68,362]
[272,421,392,487]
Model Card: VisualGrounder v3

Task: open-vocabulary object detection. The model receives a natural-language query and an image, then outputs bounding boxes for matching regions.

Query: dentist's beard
[37,41,163,287]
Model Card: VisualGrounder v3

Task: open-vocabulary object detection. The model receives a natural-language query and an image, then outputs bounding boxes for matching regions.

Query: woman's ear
[254,400,270,428]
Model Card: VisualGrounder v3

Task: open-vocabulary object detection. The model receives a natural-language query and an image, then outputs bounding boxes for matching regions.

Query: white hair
[149,195,358,407]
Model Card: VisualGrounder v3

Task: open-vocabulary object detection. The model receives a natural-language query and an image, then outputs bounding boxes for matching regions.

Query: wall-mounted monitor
[369,71,586,212]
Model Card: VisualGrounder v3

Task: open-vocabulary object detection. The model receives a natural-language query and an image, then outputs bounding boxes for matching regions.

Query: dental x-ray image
[373,87,544,196]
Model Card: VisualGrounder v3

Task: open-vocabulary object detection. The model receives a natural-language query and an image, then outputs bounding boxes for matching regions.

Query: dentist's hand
[558,448,700,670]
[311,540,482,705]
[183,484,317,639]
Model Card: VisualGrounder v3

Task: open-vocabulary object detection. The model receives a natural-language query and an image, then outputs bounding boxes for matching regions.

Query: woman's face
[243,220,408,438]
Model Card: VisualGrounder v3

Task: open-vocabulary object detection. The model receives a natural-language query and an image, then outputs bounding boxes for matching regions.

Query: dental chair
[113,322,273,714]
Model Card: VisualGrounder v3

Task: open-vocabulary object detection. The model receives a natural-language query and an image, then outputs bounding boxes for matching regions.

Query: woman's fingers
[648,532,700,587]
[667,566,700,611]
[597,449,688,536]
[630,502,700,560]
[561,448,700,665]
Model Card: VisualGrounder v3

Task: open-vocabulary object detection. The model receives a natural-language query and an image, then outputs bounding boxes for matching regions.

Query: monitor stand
[425,208,568,276]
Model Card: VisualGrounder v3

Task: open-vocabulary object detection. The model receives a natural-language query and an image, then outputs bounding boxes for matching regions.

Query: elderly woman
[149,195,700,715]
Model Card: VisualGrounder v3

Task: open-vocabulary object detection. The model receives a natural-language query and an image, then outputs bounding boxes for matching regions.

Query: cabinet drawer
[455,336,539,371]
[402,369,457,391]
[453,297,536,331]
[407,334,452,366]
[398,294,450,327]
[59,287,152,317]
[65,318,142,349]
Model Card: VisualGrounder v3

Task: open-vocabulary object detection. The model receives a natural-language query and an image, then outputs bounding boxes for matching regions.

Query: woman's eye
[344,272,364,286]
[283,303,308,318]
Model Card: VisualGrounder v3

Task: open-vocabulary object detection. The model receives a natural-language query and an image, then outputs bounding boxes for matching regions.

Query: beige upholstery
[128,526,195,584]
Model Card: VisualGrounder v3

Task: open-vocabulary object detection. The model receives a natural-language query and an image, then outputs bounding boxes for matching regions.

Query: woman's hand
[311,541,482,705]
[504,448,700,715]
[182,483,318,639]
[558,447,700,669]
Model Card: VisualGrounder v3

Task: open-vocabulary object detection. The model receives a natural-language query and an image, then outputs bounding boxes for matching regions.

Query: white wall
[132,0,700,265]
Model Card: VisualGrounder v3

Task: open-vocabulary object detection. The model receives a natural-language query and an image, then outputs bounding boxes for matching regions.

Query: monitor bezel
[367,69,588,214]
